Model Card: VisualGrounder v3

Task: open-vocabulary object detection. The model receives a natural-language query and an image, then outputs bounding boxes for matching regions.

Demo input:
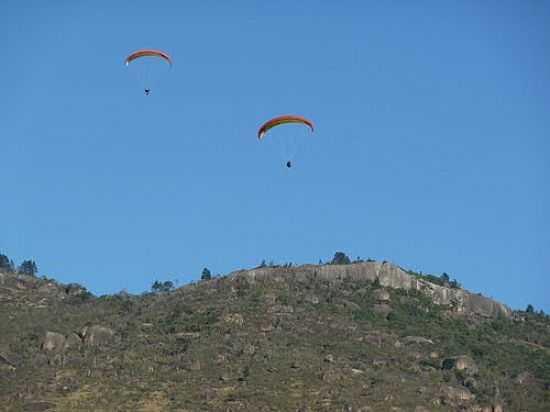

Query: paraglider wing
[125,49,173,67]
[257,115,314,140]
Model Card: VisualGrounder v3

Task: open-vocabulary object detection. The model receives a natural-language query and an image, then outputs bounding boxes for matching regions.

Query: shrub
[0,253,15,273]
[201,268,212,281]
[18,260,38,276]
[331,252,351,265]
[152,280,174,293]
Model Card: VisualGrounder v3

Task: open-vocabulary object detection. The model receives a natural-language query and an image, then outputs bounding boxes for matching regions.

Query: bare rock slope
[230,261,511,319]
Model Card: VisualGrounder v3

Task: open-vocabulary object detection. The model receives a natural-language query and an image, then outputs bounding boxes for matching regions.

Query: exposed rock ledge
[228,261,511,318]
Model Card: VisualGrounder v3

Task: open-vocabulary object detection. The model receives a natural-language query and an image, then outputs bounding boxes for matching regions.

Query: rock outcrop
[81,325,115,347]
[442,355,479,376]
[441,385,475,404]
[41,331,66,352]
[373,288,391,303]
[230,261,511,318]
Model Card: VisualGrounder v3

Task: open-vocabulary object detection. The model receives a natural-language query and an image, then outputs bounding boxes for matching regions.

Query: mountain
[1,261,549,411]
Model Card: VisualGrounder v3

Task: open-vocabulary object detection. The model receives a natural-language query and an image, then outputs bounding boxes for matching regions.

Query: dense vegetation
[0,251,549,411]
[0,252,38,277]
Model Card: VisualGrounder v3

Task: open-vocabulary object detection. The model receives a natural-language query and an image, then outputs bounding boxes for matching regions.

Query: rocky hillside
[0,261,549,411]
[231,262,511,319]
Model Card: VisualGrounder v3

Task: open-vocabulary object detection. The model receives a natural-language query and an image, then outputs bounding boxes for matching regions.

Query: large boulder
[41,331,66,352]
[441,385,475,404]
[373,288,391,303]
[82,325,114,347]
[442,355,478,376]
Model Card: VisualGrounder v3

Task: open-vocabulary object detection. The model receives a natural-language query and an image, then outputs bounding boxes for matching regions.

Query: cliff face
[230,261,511,319]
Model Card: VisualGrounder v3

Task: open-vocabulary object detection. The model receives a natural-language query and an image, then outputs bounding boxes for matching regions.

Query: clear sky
[1,1,548,312]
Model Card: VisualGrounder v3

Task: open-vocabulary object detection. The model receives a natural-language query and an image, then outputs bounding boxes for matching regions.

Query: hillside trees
[201,267,212,280]
[331,251,351,265]
[0,252,39,276]
[18,260,38,276]
[151,280,174,293]
[0,253,15,273]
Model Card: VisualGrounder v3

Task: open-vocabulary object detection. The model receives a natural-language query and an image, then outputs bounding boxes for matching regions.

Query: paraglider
[257,115,314,140]
[125,49,172,96]
[125,49,173,67]
[258,115,314,168]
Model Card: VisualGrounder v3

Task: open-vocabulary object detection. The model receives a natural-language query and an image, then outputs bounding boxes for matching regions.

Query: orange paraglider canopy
[125,49,173,66]
[257,115,314,140]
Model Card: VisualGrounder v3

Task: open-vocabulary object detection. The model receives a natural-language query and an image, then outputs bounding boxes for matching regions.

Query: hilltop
[0,259,549,411]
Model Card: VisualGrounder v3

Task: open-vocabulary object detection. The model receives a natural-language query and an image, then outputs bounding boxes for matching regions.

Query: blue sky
[1,1,548,312]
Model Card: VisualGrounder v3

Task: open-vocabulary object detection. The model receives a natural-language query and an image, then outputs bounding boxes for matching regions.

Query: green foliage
[18,259,38,276]
[1,261,549,411]
[151,280,174,293]
[64,290,95,304]
[331,251,351,265]
[0,253,15,273]
[201,267,212,280]
[406,268,462,289]
[449,279,461,288]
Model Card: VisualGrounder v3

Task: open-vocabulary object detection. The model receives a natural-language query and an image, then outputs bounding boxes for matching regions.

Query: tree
[526,304,535,313]
[331,252,351,265]
[18,260,38,276]
[151,280,174,293]
[449,279,461,289]
[0,254,15,273]
[201,268,212,281]
[440,273,450,283]
[151,280,162,293]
